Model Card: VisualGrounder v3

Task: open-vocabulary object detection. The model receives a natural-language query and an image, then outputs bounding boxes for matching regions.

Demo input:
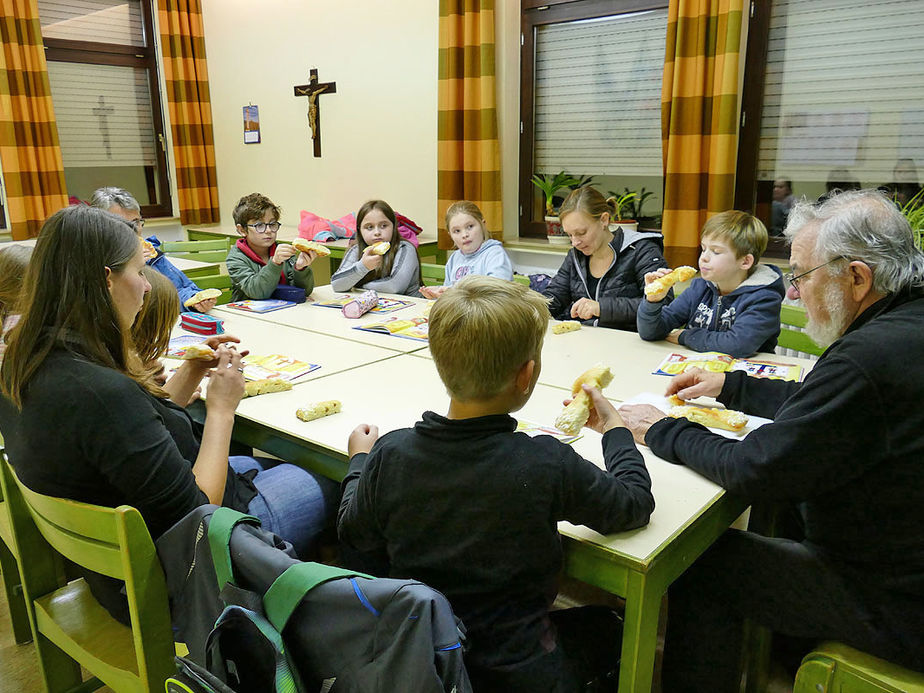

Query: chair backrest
[778,304,825,357]
[193,273,233,305]
[0,456,175,690]
[160,239,230,264]
[420,262,446,286]
[0,446,32,643]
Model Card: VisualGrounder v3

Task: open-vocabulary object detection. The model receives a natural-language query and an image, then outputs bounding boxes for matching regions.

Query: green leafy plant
[568,174,596,191]
[899,188,924,250]
[531,171,579,216]
[608,187,654,220]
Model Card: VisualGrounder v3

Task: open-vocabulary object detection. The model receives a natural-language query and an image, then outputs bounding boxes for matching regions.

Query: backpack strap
[208,507,262,592]
[263,562,371,632]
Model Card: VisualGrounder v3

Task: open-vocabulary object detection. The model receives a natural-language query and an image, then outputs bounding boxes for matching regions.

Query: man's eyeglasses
[130,218,145,231]
[246,221,282,234]
[785,255,848,291]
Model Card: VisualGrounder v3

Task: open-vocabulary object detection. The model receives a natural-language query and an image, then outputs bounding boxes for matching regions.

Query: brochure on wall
[313,295,413,314]
[515,420,582,445]
[225,299,297,314]
[353,316,429,342]
[242,354,320,382]
[652,351,805,382]
[165,334,210,359]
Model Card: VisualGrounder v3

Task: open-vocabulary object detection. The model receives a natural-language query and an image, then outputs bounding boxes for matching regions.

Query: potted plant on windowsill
[531,171,579,244]
[899,188,924,249]
[609,190,638,233]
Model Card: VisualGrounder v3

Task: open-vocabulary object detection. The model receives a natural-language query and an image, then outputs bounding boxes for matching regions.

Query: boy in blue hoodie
[637,210,785,357]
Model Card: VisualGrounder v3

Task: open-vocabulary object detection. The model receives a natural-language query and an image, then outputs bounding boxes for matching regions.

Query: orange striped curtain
[158,0,219,225]
[660,0,744,267]
[438,0,502,250]
[0,0,68,240]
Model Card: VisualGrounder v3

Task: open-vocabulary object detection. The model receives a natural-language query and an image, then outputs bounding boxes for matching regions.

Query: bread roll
[292,238,331,256]
[295,400,342,422]
[553,365,614,435]
[667,396,748,432]
[644,266,697,297]
[141,239,156,256]
[551,320,581,335]
[183,288,222,308]
[181,343,216,361]
[243,378,293,398]
[371,241,390,255]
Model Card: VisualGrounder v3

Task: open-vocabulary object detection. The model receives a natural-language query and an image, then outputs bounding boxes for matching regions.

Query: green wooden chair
[192,273,233,306]
[159,239,230,264]
[0,456,175,693]
[778,304,825,357]
[794,642,924,692]
[0,447,32,644]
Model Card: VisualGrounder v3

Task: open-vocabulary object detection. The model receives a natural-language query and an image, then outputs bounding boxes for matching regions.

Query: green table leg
[619,571,664,693]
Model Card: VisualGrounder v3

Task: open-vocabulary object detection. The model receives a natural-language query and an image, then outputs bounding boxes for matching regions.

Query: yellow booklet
[653,351,804,382]
[353,316,429,342]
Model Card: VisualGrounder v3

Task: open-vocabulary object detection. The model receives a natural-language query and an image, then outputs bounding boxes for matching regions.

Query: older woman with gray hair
[90,186,216,312]
[619,188,924,689]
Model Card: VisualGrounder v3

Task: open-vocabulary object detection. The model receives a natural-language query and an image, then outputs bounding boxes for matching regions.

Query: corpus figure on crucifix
[293,68,337,157]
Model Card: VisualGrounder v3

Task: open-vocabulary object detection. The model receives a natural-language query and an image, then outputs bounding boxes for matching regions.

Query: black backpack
[157,505,471,693]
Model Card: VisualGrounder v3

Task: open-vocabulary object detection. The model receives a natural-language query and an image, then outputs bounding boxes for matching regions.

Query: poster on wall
[243,105,260,144]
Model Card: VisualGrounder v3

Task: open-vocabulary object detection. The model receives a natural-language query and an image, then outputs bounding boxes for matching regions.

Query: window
[737,0,924,238]
[520,0,668,237]
[38,0,172,217]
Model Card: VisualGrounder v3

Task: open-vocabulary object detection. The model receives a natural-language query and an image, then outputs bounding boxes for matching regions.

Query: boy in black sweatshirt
[338,275,654,692]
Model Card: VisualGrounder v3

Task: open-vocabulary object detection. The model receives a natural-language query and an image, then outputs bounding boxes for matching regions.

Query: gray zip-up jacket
[543,228,669,330]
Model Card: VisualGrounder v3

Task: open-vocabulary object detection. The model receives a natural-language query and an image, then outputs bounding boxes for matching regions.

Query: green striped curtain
[158,0,220,225]
[660,0,744,267]
[438,0,502,250]
[0,0,68,240]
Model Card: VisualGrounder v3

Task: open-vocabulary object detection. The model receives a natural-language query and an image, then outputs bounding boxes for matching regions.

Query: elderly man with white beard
[619,188,924,691]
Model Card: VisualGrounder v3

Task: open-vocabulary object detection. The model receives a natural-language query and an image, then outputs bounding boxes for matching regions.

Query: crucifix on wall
[293,68,337,157]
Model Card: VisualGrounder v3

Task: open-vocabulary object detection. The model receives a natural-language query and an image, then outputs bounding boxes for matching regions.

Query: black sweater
[646,289,924,597]
[338,412,654,669]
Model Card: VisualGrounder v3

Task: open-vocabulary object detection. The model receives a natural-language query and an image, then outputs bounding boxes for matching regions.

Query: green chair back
[794,641,924,692]
[778,304,825,357]
[160,239,230,264]
[420,262,446,287]
[0,456,175,692]
[0,446,31,644]
[192,273,233,306]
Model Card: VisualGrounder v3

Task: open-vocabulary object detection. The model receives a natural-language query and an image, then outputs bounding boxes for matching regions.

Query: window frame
[519,0,668,238]
[41,0,172,218]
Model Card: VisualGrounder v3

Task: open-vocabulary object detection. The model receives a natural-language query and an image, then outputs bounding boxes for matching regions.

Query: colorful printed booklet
[515,420,582,445]
[165,334,210,359]
[241,354,320,382]
[653,351,805,382]
[225,299,297,313]
[353,316,429,342]
[314,295,413,314]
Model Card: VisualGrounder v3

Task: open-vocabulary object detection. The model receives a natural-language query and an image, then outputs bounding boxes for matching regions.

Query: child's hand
[665,328,683,345]
[360,246,383,272]
[562,384,624,434]
[272,244,297,265]
[419,285,446,300]
[644,268,672,302]
[570,298,600,320]
[193,297,217,313]
[294,251,316,270]
[348,424,379,457]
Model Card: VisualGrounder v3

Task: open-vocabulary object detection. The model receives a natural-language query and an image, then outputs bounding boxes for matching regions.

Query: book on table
[241,354,320,381]
[225,299,297,313]
[353,316,429,342]
[653,351,805,382]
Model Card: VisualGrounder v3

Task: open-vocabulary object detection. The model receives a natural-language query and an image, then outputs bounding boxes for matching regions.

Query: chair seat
[35,578,142,690]
[795,641,924,692]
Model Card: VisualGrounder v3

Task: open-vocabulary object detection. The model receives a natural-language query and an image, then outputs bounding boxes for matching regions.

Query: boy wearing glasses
[637,210,785,358]
[90,186,216,313]
[227,192,317,301]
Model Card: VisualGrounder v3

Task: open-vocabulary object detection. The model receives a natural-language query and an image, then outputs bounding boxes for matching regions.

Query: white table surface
[230,352,729,563]
[213,285,432,354]
[169,309,400,385]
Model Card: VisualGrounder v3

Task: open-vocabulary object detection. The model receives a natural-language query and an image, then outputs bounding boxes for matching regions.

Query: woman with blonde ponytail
[542,186,669,330]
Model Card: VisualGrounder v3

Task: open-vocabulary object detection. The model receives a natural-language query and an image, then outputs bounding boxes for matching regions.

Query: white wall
[200,1,438,232]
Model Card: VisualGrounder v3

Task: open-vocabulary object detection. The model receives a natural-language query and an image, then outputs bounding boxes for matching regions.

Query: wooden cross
[293,68,337,157]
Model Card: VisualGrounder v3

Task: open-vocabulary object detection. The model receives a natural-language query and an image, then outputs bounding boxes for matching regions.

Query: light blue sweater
[443,239,513,286]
